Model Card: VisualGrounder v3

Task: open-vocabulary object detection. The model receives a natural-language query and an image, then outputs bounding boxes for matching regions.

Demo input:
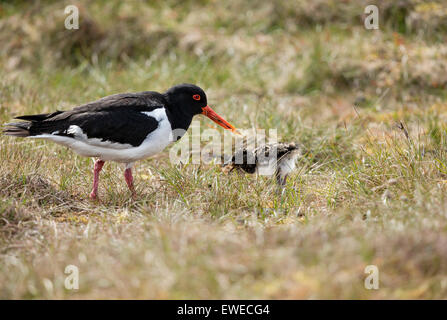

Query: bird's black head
[164,83,208,116]
[164,83,238,133]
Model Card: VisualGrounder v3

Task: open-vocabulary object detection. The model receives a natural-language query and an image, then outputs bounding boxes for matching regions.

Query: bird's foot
[129,189,138,201]
[89,191,100,202]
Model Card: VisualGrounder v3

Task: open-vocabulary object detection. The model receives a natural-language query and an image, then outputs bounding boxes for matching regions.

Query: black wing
[12,92,167,147]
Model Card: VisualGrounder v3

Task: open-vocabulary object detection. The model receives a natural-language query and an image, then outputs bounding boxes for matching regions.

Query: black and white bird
[4,83,238,199]
[223,142,302,190]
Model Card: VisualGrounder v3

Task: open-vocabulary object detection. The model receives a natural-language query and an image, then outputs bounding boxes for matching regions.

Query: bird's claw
[89,192,101,202]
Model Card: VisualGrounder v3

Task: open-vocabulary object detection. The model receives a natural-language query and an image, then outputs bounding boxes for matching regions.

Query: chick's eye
[193,94,201,101]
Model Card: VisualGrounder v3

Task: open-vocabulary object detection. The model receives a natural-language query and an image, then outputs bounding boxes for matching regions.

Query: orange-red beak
[202,105,240,134]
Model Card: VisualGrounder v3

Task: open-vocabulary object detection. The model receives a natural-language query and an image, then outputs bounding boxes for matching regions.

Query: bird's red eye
[193,94,201,101]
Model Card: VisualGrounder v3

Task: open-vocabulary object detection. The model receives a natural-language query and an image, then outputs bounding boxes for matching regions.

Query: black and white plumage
[223,142,302,189]
[7,95,171,163]
[4,83,238,199]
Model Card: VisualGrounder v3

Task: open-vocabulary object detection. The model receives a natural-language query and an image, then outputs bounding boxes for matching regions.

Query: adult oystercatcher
[4,83,238,199]
[223,142,302,191]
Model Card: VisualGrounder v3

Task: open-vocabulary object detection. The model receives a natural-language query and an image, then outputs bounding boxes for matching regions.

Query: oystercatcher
[223,142,302,190]
[4,83,238,199]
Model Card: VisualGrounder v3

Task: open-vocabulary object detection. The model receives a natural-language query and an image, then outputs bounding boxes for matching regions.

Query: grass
[1,0,447,299]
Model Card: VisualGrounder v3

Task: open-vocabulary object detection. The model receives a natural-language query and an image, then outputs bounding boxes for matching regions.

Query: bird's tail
[3,111,64,138]
[3,122,32,137]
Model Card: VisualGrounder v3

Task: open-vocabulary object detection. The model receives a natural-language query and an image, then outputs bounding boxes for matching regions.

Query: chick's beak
[202,105,240,134]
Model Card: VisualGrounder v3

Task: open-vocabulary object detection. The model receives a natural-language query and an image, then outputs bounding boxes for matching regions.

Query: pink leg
[124,167,136,197]
[89,159,105,200]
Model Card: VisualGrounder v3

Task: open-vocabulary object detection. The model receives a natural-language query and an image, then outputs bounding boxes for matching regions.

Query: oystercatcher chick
[4,83,238,200]
[223,142,302,191]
